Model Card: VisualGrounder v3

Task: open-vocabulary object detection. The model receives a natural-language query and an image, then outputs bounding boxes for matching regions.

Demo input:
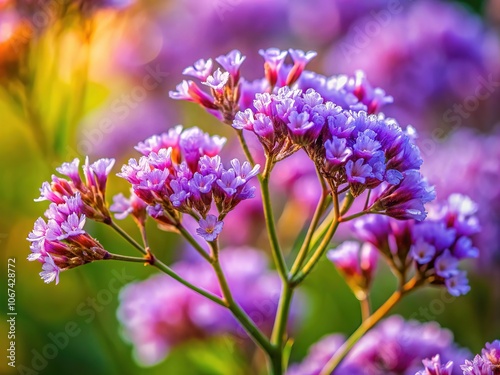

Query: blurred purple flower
[420,128,500,269]
[327,0,500,131]
[118,247,298,366]
[288,315,470,375]
[416,354,454,375]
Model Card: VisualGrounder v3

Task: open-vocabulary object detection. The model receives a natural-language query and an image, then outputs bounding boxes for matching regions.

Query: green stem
[261,168,288,282]
[290,191,329,276]
[236,130,256,166]
[359,293,371,322]
[109,221,146,255]
[153,258,226,307]
[291,192,341,286]
[271,283,293,356]
[291,219,340,287]
[138,223,149,249]
[210,242,274,355]
[319,277,418,375]
[339,211,368,223]
[107,253,149,263]
[176,223,211,262]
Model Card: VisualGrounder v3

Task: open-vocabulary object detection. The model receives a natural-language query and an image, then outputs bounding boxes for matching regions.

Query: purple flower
[110,190,148,225]
[169,80,217,109]
[216,170,244,197]
[196,215,224,241]
[411,239,436,265]
[345,159,372,184]
[39,255,60,285]
[416,354,454,375]
[352,214,392,253]
[482,341,500,366]
[460,341,499,375]
[434,250,459,278]
[59,213,86,239]
[85,157,115,193]
[56,158,82,188]
[461,355,494,375]
[287,110,322,145]
[421,129,500,270]
[118,126,258,222]
[445,271,471,297]
[215,49,246,82]
[202,68,230,92]
[286,49,317,85]
[233,108,256,131]
[324,137,352,168]
[189,173,216,194]
[169,179,191,209]
[327,241,362,277]
[370,170,436,221]
[253,114,275,144]
[259,48,287,86]
[182,58,214,81]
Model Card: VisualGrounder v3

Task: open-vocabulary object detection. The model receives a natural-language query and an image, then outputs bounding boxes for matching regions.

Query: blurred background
[1,0,500,374]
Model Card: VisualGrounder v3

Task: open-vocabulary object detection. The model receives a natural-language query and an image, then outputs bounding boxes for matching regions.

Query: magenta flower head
[36,157,116,223]
[327,241,378,297]
[28,193,110,284]
[118,125,259,226]
[416,354,454,375]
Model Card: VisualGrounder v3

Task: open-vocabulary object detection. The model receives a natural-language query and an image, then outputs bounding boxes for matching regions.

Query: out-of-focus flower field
[1,0,499,374]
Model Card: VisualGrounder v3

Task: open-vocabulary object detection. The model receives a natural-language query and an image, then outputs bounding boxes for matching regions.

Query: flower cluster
[116,125,259,239]
[170,50,246,123]
[171,49,433,221]
[29,157,116,284]
[288,315,469,375]
[416,340,500,375]
[35,157,115,223]
[118,247,289,365]
[351,194,480,296]
[171,48,393,123]
[27,192,110,284]
[235,85,433,220]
